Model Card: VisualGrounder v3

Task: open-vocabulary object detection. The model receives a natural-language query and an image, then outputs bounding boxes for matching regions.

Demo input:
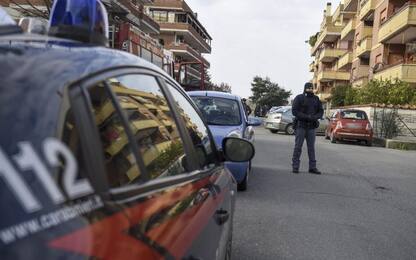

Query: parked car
[265,106,282,117]
[264,106,328,135]
[189,91,262,191]
[0,5,255,259]
[325,109,373,146]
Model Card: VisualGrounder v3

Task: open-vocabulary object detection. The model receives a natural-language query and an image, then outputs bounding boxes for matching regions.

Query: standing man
[241,98,252,117]
[292,82,324,174]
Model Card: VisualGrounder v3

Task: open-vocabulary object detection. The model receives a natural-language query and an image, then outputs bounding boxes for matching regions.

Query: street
[232,127,416,260]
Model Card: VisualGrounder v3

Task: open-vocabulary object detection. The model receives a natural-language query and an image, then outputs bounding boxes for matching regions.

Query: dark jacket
[292,94,324,129]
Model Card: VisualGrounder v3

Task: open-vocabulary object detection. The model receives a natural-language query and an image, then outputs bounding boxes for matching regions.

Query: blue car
[189,91,262,191]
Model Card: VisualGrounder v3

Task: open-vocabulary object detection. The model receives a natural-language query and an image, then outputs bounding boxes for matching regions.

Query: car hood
[208,125,244,149]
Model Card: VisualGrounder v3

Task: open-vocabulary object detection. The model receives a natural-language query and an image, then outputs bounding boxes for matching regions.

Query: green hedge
[331,79,416,107]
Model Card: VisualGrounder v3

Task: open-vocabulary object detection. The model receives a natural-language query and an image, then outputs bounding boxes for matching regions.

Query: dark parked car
[0,5,255,259]
[325,109,374,146]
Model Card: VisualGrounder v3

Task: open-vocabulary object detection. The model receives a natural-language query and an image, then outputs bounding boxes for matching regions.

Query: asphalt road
[232,127,416,260]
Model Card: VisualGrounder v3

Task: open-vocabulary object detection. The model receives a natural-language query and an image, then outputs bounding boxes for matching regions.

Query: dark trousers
[292,127,317,170]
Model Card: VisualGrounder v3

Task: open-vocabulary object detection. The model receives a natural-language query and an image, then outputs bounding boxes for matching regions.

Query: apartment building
[146,0,212,90]
[310,3,355,102]
[310,0,416,104]
[0,0,172,70]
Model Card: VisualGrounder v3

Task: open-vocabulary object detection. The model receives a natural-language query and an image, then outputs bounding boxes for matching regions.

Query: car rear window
[341,111,367,120]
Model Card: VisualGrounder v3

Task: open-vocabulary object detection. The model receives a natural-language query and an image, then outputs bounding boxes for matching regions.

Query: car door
[59,70,234,260]
[164,81,235,260]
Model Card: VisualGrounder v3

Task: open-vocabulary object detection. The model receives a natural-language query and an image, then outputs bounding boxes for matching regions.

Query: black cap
[304,82,313,90]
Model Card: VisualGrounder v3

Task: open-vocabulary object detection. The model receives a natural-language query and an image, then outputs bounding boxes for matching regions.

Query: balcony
[318,70,351,82]
[344,0,359,12]
[159,23,212,53]
[378,4,416,44]
[338,52,354,69]
[318,48,348,62]
[117,0,160,34]
[356,37,372,57]
[374,63,416,83]
[311,25,344,55]
[359,26,373,40]
[167,43,210,67]
[359,0,376,21]
[341,18,356,41]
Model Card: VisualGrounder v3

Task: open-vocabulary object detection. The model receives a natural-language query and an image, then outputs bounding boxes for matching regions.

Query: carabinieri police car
[0,1,255,259]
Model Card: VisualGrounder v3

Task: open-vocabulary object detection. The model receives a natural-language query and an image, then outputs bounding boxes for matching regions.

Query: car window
[85,83,143,188]
[331,112,338,119]
[341,111,367,120]
[166,83,217,170]
[85,75,187,188]
[191,96,241,126]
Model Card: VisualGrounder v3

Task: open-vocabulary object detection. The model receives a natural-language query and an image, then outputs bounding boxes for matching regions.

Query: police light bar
[48,0,109,46]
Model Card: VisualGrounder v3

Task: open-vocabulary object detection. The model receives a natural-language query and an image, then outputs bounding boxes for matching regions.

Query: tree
[331,79,416,107]
[331,85,350,107]
[211,82,232,93]
[205,69,232,93]
[8,0,52,19]
[307,32,319,47]
[249,76,291,110]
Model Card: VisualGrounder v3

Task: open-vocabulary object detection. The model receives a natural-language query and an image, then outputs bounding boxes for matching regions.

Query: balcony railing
[311,24,344,55]
[159,23,211,53]
[378,4,416,43]
[318,70,351,82]
[359,0,375,21]
[374,63,416,83]
[318,48,348,62]
[356,37,372,57]
[341,18,356,40]
[338,51,354,69]
[167,42,210,67]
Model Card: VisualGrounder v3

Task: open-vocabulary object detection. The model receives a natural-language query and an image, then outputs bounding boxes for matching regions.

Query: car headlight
[227,130,242,138]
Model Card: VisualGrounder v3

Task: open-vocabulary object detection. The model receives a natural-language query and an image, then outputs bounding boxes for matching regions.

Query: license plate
[346,123,361,129]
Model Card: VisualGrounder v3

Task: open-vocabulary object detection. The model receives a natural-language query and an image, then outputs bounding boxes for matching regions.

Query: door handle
[215,209,230,225]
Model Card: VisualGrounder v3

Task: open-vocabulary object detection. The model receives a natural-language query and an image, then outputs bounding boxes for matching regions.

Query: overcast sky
[186,0,340,99]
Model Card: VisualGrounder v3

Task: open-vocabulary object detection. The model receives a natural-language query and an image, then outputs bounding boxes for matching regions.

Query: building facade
[146,0,212,90]
[310,0,416,104]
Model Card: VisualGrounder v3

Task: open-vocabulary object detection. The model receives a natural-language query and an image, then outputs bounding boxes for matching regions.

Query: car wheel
[330,131,337,143]
[269,129,278,134]
[325,130,330,140]
[237,168,249,191]
[285,124,295,135]
[366,140,373,147]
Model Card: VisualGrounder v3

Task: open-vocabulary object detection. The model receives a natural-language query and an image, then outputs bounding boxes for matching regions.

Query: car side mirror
[222,137,255,162]
[247,117,262,126]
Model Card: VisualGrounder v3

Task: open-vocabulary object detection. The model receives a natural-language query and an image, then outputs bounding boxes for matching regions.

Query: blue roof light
[48,0,109,45]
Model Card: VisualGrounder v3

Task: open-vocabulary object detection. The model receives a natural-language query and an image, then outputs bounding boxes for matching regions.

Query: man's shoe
[292,169,299,174]
[309,168,321,175]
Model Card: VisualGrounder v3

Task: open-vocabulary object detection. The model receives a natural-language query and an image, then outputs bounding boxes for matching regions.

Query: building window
[152,11,168,23]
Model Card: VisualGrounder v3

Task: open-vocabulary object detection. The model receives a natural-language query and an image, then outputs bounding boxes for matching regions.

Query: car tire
[285,124,295,135]
[325,130,330,140]
[237,168,249,191]
[330,131,337,143]
[269,129,278,134]
[366,140,373,147]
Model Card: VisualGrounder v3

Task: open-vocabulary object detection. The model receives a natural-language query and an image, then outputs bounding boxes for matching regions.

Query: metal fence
[373,107,416,139]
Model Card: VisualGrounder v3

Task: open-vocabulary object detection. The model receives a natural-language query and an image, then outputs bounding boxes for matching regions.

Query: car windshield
[192,96,241,126]
[341,111,367,120]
